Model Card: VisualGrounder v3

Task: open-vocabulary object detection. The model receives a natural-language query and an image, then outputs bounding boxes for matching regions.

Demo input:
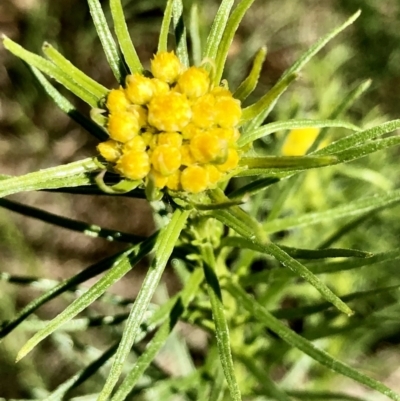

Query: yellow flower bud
[151,51,183,83]
[106,88,131,113]
[125,73,154,105]
[177,67,210,98]
[124,135,146,152]
[148,92,192,131]
[157,132,183,147]
[216,148,239,172]
[180,144,195,166]
[210,86,232,97]
[181,123,202,140]
[151,144,182,176]
[142,131,157,149]
[152,78,170,97]
[190,131,228,164]
[181,165,209,193]
[128,104,148,128]
[205,164,223,184]
[166,170,181,191]
[149,169,168,189]
[281,127,320,156]
[107,111,140,143]
[116,150,150,180]
[209,127,239,144]
[214,96,242,128]
[97,140,121,162]
[191,93,216,128]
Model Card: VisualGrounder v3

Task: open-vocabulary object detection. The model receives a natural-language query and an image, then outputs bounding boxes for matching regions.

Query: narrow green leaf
[0,250,129,339]
[111,268,204,400]
[226,281,400,401]
[42,42,108,99]
[44,342,118,401]
[240,73,297,125]
[17,237,155,361]
[238,119,360,148]
[189,3,202,66]
[214,0,256,85]
[245,10,361,132]
[272,284,400,321]
[31,67,108,141]
[308,79,372,153]
[158,0,174,53]
[0,158,101,198]
[2,36,99,107]
[237,354,292,401]
[172,0,189,67]
[263,188,400,234]
[287,390,367,401]
[314,119,400,156]
[239,155,337,170]
[110,0,143,74]
[87,0,125,82]
[202,244,242,401]
[221,237,371,259]
[240,250,400,287]
[203,0,234,62]
[234,46,267,101]
[0,198,145,243]
[98,209,190,401]
[227,177,280,199]
[210,208,353,315]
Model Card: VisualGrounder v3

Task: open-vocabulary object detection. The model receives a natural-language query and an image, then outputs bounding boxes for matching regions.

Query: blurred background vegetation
[1,0,400,399]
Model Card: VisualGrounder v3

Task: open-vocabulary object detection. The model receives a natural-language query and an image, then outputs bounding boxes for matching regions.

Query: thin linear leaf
[272,284,400,321]
[202,243,242,401]
[2,36,99,107]
[237,354,292,401]
[234,46,267,101]
[0,198,145,243]
[42,42,108,99]
[287,390,367,401]
[0,158,101,198]
[314,119,400,156]
[263,188,400,234]
[227,177,280,199]
[110,0,143,74]
[189,3,202,66]
[0,250,130,339]
[87,0,125,82]
[111,268,204,401]
[203,0,235,62]
[226,281,400,401]
[31,67,108,141]
[158,0,174,53]
[44,342,119,401]
[238,119,360,148]
[214,0,256,85]
[172,0,189,67]
[308,79,372,153]
[209,207,353,315]
[98,209,190,401]
[221,237,371,259]
[239,155,337,169]
[240,73,297,124]
[16,236,155,361]
[240,250,400,287]
[245,10,361,132]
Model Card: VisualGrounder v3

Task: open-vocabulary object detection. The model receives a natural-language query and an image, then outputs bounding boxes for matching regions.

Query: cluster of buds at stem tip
[97,51,242,194]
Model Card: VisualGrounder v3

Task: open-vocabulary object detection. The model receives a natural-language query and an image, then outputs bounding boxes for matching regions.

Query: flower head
[97,51,242,194]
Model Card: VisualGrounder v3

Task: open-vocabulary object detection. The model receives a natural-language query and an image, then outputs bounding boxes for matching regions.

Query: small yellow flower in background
[281,127,320,156]
[97,51,242,193]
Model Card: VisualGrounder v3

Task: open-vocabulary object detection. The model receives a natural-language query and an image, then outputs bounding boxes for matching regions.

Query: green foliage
[1,1,400,400]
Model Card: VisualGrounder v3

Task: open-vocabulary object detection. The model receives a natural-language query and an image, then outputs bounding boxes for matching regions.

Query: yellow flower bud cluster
[97,51,242,194]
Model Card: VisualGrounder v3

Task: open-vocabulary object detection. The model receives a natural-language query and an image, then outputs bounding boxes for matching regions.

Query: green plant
[2,0,400,400]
